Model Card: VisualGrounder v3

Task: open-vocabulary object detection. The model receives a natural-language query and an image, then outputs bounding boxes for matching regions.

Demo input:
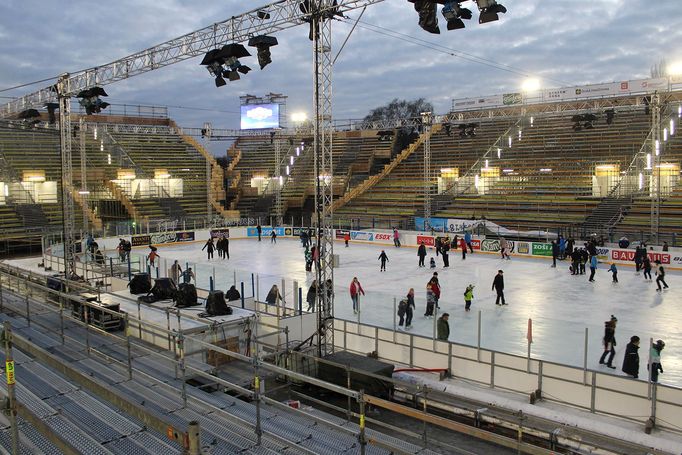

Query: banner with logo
[373,232,392,242]
[531,242,552,257]
[480,238,515,253]
[350,231,373,241]
[246,227,286,237]
[131,234,151,247]
[335,229,350,240]
[210,228,230,238]
[611,249,670,265]
[417,235,434,247]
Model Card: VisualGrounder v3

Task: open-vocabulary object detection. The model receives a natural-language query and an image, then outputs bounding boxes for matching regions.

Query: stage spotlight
[18,109,41,125]
[248,35,278,69]
[377,130,394,141]
[76,87,109,115]
[605,109,615,125]
[200,44,251,87]
[475,0,507,24]
[442,1,472,30]
[45,102,59,124]
[257,10,270,20]
[466,123,478,137]
[409,0,440,34]
[444,123,452,136]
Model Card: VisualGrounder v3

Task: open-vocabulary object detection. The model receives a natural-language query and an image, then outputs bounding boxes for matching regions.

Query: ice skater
[402,288,415,329]
[270,230,277,243]
[464,284,474,312]
[599,315,618,369]
[378,250,389,271]
[257,224,262,241]
[425,276,439,317]
[649,339,665,383]
[588,254,597,282]
[265,284,282,306]
[148,246,159,267]
[349,277,365,314]
[429,257,436,268]
[304,248,313,272]
[181,267,195,284]
[642,256,652,281]
[621,336,640,379]
[441,242,450,267]
[344,232,350,247]
[169,260,182,285]
[417,241,427,267]
[655,260,669,291]
[464,231,474,253]
[608,263,618,283]
[306,280,318,312]
[500,237,511,260]
[393,228,401,247]
[492,270,506,306]
[201,237,215,260]
[460,237,467,260]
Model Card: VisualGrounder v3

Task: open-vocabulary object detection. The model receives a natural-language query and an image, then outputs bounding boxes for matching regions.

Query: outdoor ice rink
[71,236,682,387]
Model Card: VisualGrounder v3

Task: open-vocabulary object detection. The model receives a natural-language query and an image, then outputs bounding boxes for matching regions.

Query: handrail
[609,128,653,198]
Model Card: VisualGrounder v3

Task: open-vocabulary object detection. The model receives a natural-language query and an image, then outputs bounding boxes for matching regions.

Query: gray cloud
[1,0,681,131]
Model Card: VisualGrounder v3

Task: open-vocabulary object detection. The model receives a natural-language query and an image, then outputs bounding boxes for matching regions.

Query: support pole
[2,322,20,455]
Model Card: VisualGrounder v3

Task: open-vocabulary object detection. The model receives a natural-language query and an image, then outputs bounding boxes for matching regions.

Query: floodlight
[248,35,279,69]
[18,109,40,120]
[667,62,682,76]
[226,71,240,82]
[442,1,472,30]
[409,0,440,34]
[76,87,109,115]
[605,109,615,125]
[200,44,251,87]
[475,0,507,24]
[377,130,394,141]
[443,123,452,136]
[214,75,227,87]
[237,65,252,75]
[458,123,467,138]
[257,10,270,20]
[466,123,478,137]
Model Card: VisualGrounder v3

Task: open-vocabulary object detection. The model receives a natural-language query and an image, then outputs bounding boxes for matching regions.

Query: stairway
[582,197,632,235]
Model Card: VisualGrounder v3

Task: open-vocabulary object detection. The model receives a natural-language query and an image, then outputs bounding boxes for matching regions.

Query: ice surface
[7,237,681,388]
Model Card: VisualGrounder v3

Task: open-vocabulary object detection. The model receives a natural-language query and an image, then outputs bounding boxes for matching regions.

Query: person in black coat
[492,270,506,305]
[551,240,559,268]
[257,224,262,241]
[378,250,389,272]
[417,242,427,267]
[622,335,640,378]
[599,315,618,368]
[202,238,215,260]
[441,242,450,267]
[306,280,318,312]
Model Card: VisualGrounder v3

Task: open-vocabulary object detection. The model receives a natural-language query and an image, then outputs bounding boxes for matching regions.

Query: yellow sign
[359,414,365,430]
[5,361,15,385]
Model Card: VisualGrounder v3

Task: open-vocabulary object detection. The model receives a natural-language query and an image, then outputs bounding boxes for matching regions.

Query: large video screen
[240,103,280,129]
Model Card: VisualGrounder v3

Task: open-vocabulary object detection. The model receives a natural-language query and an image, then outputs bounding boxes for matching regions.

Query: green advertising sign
[532,242,553,256]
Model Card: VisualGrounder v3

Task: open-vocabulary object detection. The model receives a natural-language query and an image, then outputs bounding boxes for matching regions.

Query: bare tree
[363,98,434,123]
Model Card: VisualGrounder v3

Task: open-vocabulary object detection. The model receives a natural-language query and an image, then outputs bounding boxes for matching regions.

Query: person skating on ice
[551,240,559,267]
[169,260,182,285]
[599,315,618,369]
[349,277,365,314]
[393,228,401,247]
[201,237,215,260]
[588,254,598,282]
[441,241,450,267]
[464,231,474,253]
[270,229,277,243]
[425,276,439,317]
[417,241,427,267]
[256,224,262,241]
[607,262,618,283]
[622,335,640,379]
[464,284,474,312]
[378,250,389,271]
[500,237,511,260]
[492,270,506,305]
[649,339,665,382]
[460,237,467,260]
[655,260,669,291]
[429,257,436,268]
[306,280,318,312]
[431,272,441,309]
[404,288,415,329]
[642,256,652,281]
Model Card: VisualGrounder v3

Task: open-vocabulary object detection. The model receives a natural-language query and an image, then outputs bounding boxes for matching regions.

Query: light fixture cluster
[77,87,110,115]
[200,36,278,87]
[408,0,506,34]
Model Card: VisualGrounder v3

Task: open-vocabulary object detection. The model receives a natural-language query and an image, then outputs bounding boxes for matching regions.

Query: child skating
[464,284,474,312]
[607,263,618,283]
[378,250,389,272]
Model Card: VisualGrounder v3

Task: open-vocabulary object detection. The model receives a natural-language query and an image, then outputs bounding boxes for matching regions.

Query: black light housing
[248,35,279,69]
[411,0,440,34]
[76,86,109,115]
[377,130,394,141]
[475,0,507,24]
[200,44,252,87]
[442,1,472,30]
[605,109,615,125]
[257,10,270,20]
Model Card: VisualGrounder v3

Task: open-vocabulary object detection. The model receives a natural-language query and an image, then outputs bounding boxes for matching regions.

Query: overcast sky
[1,0,681,131]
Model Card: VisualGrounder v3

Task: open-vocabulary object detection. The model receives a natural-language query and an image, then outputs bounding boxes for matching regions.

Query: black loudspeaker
[206,290,232,316]
[151,278,177,301]
[175,283,199,308]
[129,273,152,295]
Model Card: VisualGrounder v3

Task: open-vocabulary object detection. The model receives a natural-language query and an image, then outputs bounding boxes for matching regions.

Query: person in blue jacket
[607,263,618,283]
[551,240,559,267]
[559,236,566,260]
[464,231,474,253]
[589,254,598,282]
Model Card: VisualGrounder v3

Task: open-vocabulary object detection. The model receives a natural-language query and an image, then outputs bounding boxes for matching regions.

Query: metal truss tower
[274,134,284,226]
[311,3,335,357]
[421,112,433,230]
[650,93,661,244]
[57,74,77,278]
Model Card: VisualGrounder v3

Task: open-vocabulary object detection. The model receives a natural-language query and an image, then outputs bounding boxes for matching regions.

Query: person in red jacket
[460,237,468,260]
[350,277,365,314]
